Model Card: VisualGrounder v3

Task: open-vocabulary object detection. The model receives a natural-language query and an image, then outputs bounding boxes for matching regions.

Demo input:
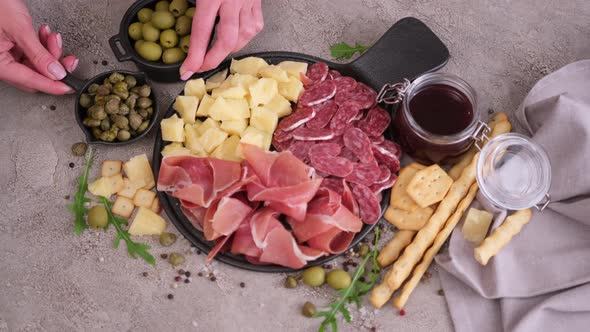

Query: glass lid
[476,133,551,210]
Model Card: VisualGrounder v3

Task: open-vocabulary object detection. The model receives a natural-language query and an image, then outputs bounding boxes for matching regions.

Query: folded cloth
[436,60,590,332]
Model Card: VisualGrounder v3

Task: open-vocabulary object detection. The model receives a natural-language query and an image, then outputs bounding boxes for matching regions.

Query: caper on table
[284,276,298,289]
[302,302,317,318]
[159,232,177,247]
[71,142,88,157]
[168,252,185,266]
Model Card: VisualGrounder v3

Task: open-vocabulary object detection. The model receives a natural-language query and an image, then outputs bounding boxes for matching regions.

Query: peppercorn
[399,309,406,316]
[167,294,174,300]
[174,276,181,282]
[437,289,445,296]
[210,276,217,282]
[142,272,148,277]
[69,162,75,168]
[50,105,56,111]
[197,272,203,277]
[185,271,191,277]
[184,278,190,284]
[239,282,245,288]
[160,253,168,259]
[102,60,108,66]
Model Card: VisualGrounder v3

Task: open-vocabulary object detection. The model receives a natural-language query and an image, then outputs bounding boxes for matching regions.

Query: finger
[61,55,79,73]
[0,61,73,95]
[198,1,241,72]
[252,0,264,33]
[38,25,51,46]
[45,32,63,60]
[11,22,67,80]
[233,0,257,52]
[180,0,222,80]
[11,82,38,94]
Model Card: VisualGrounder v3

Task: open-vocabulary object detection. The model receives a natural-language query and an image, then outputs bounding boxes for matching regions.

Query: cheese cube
[184,78,206,99]
[199,127,229,153]
[211,135,242,162]
[278,61,308,79]
[211,85,247,100]
[230,57,269,76]
[238,126,271,156]
[220,118,248,136]
[150,197,161,214]
[123,154,155,190]
[278,76,304,102]
[259,65,289,83]
[161,114,185,142]
[101,160,122,177]
[112,196,135,218]
[264,94,292,118]
[196,94,215,117]
[205,69,228,91]
[118,177,146,199]
[227,73,258,89]
[250,107,278,134]
[173,95,200,124]
[88,174,125,198]
[133,188,156,208]
[196,118,221,136]
[161,143,192,157]
[208,97,250,121]
[462,208,494,243]
[249,78,278,107]
[129,207,166,236]
[184,124,207,156]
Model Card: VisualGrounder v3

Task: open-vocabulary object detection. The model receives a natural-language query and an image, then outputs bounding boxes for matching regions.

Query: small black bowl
[109,0,216,83]
[62,70,158,145]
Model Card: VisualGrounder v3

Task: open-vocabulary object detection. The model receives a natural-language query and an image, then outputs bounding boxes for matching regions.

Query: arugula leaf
[330,42,370,60]
[99,197,156,266]
[314,227,381,332]
[67,146,93,235]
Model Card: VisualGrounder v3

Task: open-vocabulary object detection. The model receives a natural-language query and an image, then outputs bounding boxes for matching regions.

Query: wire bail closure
[535,193,551,211]
[471,121,491,151]
[376,79,411,105]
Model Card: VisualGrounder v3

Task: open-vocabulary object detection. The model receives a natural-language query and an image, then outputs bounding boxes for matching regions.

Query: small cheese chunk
[88,174,125,198]
[161,114,185,142]
[250,107,278,134]
[278,76,304,103]
[278,61,308,78]
[184,78,206,100]
[199,127,229,153]
[230,57,269,76]
[220,119,248,136]
[249,78,278,107]
[462,208,494,243]
[129,207,166,236]
[196,94,215,117]
[173,95,200,124]
[161,143,192,157]
[264,94,292,118]
[123,154,155,190]
[196,118,221,136]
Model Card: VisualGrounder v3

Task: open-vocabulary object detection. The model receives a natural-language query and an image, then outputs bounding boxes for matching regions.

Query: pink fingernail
[48,62,66,80]
[71,58,79,71]
[180,71,194,80]
[56,33,62,49]
[44,25,51,34]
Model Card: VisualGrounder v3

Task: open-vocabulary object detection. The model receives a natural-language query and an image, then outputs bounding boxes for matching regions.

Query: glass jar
[389,73,481,164]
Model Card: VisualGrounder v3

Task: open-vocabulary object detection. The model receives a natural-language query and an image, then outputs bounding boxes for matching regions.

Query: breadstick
[474,209,532,265]
[393,183,479,309]
[377,230,416,268]
[370,270,397,309]
[386,153,479,290]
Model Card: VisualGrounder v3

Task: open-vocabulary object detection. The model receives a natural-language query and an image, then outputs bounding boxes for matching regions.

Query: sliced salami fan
[378,139,402,159]
[306,62,329,85]
[374,164,392,184]
[308,142,342,157]
[345,162,381,186]
[352,83,378,109]
[339,148,359,162]
[372,145,401,173]
[352,184,381,224]
[309,154,354,177]
[299,80,337,107]
[328,70,342,79]
[343,128,375,163]
[287,140,314,161]
[292,127,335,141]
[333,77,357,93]
[330,101,362,135]
[273,128,293,143]
[306,100,339,129]
[358,106,391,137]
[272,136,293,151]
[277,107,316,131]
[370,173,397,194]
[320,177,344,195]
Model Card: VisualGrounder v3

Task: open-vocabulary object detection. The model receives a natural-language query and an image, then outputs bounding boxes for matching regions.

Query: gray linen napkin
[435,60,590,332]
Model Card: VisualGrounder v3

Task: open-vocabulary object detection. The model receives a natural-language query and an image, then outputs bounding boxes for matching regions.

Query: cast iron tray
[152,17,449,272]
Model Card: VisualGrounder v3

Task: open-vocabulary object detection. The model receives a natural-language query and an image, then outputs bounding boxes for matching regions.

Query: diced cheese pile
[88,154,166,236]
[161,57,308,161]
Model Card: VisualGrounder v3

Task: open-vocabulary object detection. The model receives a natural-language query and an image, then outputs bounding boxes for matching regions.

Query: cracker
[406,164,453,208]
[390,166,422,212]
[384,205,434,231]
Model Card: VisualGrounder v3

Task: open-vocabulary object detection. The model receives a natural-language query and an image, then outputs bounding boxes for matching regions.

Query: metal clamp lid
[471,121,491,151]
[376,79,411,105]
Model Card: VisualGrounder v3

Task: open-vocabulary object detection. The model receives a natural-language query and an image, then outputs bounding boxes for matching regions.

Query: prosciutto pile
[158,144,363,269]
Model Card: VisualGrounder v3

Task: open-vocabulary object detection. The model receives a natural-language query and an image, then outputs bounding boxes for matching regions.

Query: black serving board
[152,17,449,273]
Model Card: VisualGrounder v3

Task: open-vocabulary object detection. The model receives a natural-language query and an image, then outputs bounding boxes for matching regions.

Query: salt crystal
[99,257,104,262]
[172,283,178,289]
[192,320,198,327]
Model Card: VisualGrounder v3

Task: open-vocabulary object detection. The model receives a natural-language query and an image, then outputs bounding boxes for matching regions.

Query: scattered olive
[168,252,185,266]
[326,269,352,290]
[159,232,177,247]
[301,302,316,318]
[358,244,370,257]
[71,142,88,157]
[137,8,154,23]
[87,206,108,228]
[284,276,298,289]
[302,266,325,287]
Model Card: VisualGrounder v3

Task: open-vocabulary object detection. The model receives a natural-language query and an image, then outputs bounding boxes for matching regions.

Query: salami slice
[292,127,335,141]
[330,101,362,135]
[374,164,392,184]
[333,77,357,93]
[277,107,316,131]
[306,62,329,85]
[343,127,375,163]
[378,139,402,159]
[272,136,293,151]
[308,142,341,157]
[287,140,314,161]
[358,106,391,137]
[353,83,378,109]
[329,70,342,79]
[299,80,337,107]
[371,135,385,144]
[273,128,293,143]
[345,162,381,186]
[352,184,381,224]
[320,177,344,195]
[306,100,339,129]
[370,173,397,194]
[339,148,359,162]
[324,135,344,146]
[372,144,401,173]
[309,154,354,177]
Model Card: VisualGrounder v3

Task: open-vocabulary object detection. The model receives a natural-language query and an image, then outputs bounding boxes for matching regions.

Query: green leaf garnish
[314,227,381,332]
[68,146,93,235]
[330,42,370,60]
[99,197,156,266]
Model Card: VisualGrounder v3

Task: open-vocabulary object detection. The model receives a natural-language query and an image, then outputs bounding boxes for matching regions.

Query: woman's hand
[0,0,78,94]
[180,0,263,80]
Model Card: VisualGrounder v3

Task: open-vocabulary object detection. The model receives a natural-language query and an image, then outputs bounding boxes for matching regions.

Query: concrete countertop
[1,0,588,331]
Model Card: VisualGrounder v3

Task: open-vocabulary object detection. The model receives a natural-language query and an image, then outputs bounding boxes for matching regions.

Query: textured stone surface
[1,0,588,331]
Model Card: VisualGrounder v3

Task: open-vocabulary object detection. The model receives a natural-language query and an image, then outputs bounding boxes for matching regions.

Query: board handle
[338,17,449,90]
